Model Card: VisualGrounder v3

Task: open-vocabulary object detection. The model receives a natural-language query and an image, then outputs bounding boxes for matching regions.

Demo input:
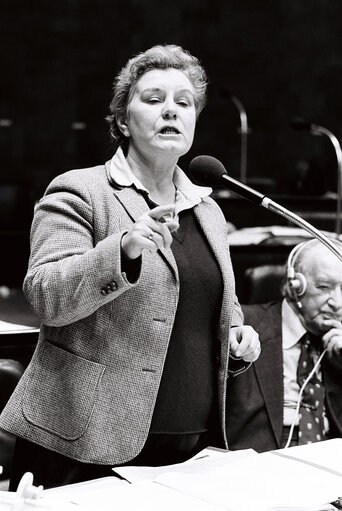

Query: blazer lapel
[252,302,284,448]
[112,187,178,277]
[113,187,149,222]
[193,202,229,276]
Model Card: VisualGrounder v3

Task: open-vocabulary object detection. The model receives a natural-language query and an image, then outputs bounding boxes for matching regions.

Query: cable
[283,347,327,449]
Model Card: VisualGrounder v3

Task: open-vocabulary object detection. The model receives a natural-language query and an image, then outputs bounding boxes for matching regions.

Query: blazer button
[100,287,108,295]
[109,281,117,291]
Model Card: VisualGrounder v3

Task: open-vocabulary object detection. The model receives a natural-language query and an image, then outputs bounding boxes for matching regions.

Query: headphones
[285,239,316,308]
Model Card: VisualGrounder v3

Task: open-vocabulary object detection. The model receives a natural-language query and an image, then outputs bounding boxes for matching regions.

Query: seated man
[226,238,342,452]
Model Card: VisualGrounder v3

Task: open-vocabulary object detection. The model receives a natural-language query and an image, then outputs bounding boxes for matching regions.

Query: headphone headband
[287,238,317,279]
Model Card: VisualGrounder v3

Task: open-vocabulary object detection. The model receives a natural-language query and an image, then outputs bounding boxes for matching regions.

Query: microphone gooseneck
[291,117,342,236]
[189,155,342,263]
[220,89,249,184]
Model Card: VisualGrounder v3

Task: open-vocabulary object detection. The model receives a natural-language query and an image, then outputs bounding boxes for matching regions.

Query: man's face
[299,247,342,335]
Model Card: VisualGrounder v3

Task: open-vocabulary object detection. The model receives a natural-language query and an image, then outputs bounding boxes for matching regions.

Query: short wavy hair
[106,44,208,148]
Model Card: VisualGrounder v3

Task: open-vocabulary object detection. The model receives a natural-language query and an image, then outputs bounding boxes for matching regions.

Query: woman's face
[122,68,197,161]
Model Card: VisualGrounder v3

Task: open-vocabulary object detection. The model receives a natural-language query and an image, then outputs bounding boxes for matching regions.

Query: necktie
[297,333,326,445]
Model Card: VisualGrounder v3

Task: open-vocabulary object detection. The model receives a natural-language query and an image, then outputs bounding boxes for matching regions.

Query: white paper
[275,438,342,475]
[39,442,342,511]
[43,475,126,497]
[156,450,342,511]
[0,319,39,334]
[113,447,256,483]
[226,225,338,245]
[42,480,227,511]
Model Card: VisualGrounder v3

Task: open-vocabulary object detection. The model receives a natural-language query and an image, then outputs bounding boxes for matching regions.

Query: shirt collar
[109,146,212,213]
[282,298,306,349]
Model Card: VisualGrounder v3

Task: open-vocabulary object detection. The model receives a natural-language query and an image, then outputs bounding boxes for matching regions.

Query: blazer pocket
[22,341,105,440]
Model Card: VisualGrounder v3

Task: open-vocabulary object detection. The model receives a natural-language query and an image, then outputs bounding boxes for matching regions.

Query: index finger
[148,204,176,222]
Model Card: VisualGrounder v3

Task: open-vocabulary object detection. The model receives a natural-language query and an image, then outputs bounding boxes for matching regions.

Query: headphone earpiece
[286,240,314,306]
[286,271,307,299]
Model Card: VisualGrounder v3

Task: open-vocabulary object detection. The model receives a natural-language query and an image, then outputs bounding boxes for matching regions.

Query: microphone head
[291,117,314,132]
[189,155,227,187]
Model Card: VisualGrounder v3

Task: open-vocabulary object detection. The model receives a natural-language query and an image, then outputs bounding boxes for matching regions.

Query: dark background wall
[1,0,342,284]
[1,0,342,190]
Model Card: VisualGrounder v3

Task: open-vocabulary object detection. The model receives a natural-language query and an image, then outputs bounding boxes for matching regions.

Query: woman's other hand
[229,325,261,363]
[121,204,179,260]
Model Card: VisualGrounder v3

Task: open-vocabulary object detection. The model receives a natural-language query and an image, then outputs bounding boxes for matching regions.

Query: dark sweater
[150,208,223,433]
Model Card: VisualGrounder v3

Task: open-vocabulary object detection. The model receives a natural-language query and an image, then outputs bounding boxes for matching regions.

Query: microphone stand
[221,173,342,263]
[310,124,342,236]
[227,93,249,184]
[292,119,342,236]
[262,197,342,262]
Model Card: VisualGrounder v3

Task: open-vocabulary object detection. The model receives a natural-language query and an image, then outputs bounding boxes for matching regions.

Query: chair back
[243,264,285,304]
[0,359,24,481]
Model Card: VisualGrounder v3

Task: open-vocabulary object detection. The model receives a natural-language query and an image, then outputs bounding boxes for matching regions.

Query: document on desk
[113,446,256,483]
[41,442,342,510]
[226,225,313,245]
[0,319,40,334]
[41,480,227,510]
[274,438,342,475]
[155,447,342,511]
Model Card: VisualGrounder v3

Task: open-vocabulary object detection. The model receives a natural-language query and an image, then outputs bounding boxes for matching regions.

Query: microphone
[189,155,342,263]
[190,155,264,205]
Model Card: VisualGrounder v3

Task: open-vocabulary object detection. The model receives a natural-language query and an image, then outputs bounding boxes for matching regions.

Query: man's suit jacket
[226,301,342,452]
[0,161,243,465]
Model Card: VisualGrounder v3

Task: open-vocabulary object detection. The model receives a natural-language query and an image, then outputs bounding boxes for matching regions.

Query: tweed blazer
[226,301,342,452]
[0,160,243,465]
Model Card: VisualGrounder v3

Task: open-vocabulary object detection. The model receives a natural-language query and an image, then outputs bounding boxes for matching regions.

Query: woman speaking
[1,44,260,489]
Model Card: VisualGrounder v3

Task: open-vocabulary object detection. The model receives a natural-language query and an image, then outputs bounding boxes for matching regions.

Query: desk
[0,289,39,366]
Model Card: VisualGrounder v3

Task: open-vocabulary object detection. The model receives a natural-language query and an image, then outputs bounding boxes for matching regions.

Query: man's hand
[229,325,261,363]
[321,318,342,356]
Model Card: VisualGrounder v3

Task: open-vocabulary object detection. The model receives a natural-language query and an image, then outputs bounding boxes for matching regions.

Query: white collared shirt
[282,299,306,426]
[282,299,328,433]
[109,147,212,218]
